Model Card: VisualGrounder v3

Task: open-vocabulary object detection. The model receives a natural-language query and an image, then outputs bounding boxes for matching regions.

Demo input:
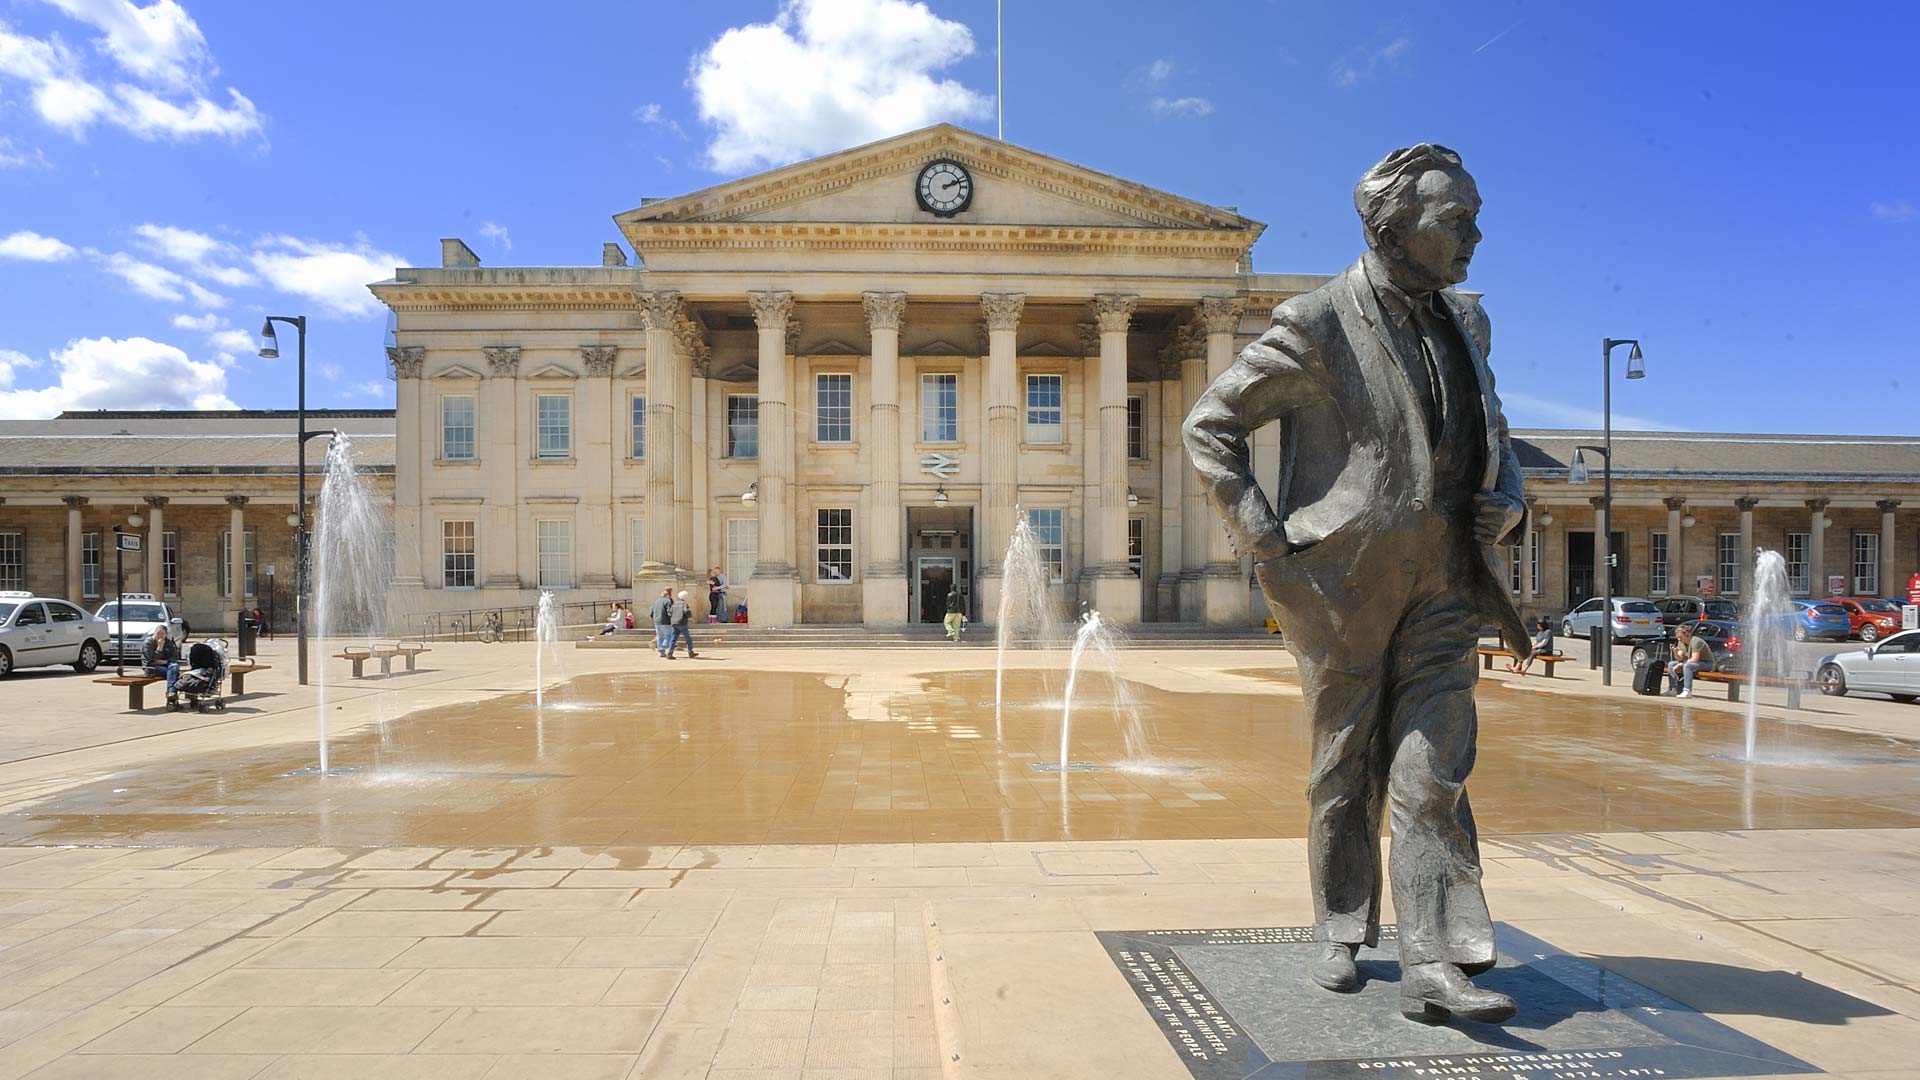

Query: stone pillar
[690,344,711,595]
[226,495,248,622]
[673,319,701,586]
[1807,498,1830,597]
[862,291,909,625]
[579,346,618,589]
[977,292,1024,624]
[63,495,86,604]
[748,290,797,626]
[388,347,426,588]
[144,496,167,595]
[1196,296,1247,625]
[1664,496,1685,596]
[1155,351,1184,621]
[1090,294,1140,624]
[1590,495,1609,599]
[1076,322,1100,606]
[481,346,522,588]
[1736,496,1758,597]
[1176,323,1207,621]
[637,292,681,582]
[1879,499,1901,598]
[1519,501,1537,599]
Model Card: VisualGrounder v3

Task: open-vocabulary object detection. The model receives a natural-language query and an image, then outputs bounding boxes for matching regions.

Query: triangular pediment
[616,124,1261,235]
[433,363,484,380]
[801,338,866,357]
[524,363,577,380]
[1021,341,1075,358]
[908,338,972,357]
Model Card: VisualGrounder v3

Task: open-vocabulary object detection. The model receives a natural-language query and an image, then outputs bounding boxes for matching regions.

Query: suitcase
[1633,656,1665,695]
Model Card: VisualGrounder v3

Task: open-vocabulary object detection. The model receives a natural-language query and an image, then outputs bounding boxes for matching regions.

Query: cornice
[369,284,646,313]
[619,220,1255,259]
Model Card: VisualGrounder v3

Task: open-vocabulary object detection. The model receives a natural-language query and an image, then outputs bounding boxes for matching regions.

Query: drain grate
[1027,761,1108,773]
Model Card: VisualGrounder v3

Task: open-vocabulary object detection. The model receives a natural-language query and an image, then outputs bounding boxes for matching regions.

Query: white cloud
[634,102,687,140]
[98,250,225,306]
[248,234,403,317]
[0,335,235,418]
[347,379,387,400]
[207,327,251,353]
[1871,200,1915,224]
[0,229,77,260]
[478,220,511,253]
[1334,33,1410,88]
[42,0,211,91]
[133,222,254,284]
[318,363,342,381]
[1500,391,1682,433]
[0,348,39,390]
[1147,59,1172,83]
[0,135,51,168]
[1149,96,1212,117]
[691,0,991,172]
[170,311,218,331]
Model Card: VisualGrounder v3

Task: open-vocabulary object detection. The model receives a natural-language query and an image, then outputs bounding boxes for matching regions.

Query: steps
[576,623,1284,650]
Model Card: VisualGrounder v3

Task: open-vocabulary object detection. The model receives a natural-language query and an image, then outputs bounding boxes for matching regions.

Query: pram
[172,638,230,712]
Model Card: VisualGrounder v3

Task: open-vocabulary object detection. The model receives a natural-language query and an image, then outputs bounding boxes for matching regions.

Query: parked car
[1631,617,1745,674]
[1816,629,1919,702]
[93,594,189,660]
[1655,595,1741,624]
[1789,600,1851,642]
[0,592,106,677]
[1561,597,1665,641]
[1831,597,1903,643]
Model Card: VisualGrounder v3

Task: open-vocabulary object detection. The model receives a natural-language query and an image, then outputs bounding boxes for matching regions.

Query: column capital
[1589,495,1608,509]
[1155,351,1183,381]
[636,289,683,331]
[1664,496,1687,511]
[580,345,618,377]
[144,495,169,508]
[785,321,801,356]
[1091,293,1137,334]
[973,321,991,357]
[1077,322,1099,358]
[225,495,250,508]
[860,290,905,332]
[671,316,706,358]
[62,495,88,509]
[1735,496,1760,512]
[1805,497,1831,513]
[749,289,795,331]
[980,291,1025,332]
[482,345,520,378]
[1877,498,1903,513]
[690,342,712,379]
[1195,295,1245,335]
[386,345,425,379]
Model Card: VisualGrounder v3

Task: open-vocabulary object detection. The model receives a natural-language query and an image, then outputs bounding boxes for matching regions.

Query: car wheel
[1860,624,1880,643]
[73,640,101,673]
[1793,625,1807,642]
[1562,619,1575,638]
[1630,645,1650,669]
[1818,663,1846,696]
[0,646,11,677]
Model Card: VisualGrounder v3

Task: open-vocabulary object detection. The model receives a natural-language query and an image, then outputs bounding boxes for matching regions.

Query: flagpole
[996,0,1003,139]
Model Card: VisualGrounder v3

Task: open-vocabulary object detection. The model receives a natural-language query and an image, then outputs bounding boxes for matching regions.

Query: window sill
[915,441,964,452]
[1021,442,1069,452]
[812,442,858,451]
[530,457,577,466]
[436,458,481,467]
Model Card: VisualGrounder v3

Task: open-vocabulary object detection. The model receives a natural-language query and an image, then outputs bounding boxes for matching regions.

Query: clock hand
[939,179,959,193]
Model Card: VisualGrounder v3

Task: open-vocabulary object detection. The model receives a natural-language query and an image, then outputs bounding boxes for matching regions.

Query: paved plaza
[0,636,1916,1078]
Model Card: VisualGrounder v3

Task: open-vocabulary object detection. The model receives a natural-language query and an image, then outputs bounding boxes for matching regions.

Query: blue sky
[0,0,1912,433]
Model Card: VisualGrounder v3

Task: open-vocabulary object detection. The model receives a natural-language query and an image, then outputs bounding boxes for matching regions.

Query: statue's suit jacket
[1184,257,1532,661]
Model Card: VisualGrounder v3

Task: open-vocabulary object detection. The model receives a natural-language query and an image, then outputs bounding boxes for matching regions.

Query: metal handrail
[396,598,633,641]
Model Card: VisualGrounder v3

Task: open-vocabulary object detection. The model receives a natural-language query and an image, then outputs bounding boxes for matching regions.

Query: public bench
[335,642,431,678]
[1691,669,1813,710]
[94,661,268,711]
[1475,646,1568,677]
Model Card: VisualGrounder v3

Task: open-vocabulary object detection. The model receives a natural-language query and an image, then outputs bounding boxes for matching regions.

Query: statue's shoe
[1309,943,1360,992]
[1399,961,1517,1024]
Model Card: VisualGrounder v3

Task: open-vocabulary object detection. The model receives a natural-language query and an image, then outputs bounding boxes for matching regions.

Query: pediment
[524,363,578,380]
[1021,341,1076,358]
[801,338,866,357]
[433,363,484,380]
[909,338,973,357]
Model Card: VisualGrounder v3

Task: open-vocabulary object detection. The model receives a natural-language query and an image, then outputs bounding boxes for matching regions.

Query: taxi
[0,591,108,677]
[93,593,189,660]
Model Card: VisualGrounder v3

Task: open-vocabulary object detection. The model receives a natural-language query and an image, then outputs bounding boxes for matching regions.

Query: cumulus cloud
[248,234,403,317]
[346,379,387,400]
[170,311,218,331]
[478,220,511,253]
[1147,59,1173,83]
[691,0,991,172]
[207,327,251,354]
[1871,200,1915,224]
[0,229,77,260]
[1500,391,1681,433]
[0,135,51,168]
[0,348,39,389]
[1149,96,1212,117]
[634,102,687,140]
[1334,33,1410,88]
[0,335,235,418]
[133,221,254,284]
[0,1,263,143]
[98,250,224,306]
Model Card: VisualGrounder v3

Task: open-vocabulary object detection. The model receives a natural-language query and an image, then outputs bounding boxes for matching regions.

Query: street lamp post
[1570,338,1644,687]
[259,316,332,686]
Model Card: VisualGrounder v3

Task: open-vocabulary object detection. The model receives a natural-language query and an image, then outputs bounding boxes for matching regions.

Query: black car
[1631,617,1746,674]
[1655,595,1741,624]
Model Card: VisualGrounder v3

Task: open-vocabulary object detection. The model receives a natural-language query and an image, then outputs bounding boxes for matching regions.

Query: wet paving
[5,667,1919,848]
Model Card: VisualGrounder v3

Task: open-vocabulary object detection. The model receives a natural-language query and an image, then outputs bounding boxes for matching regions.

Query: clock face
[916,159,973,217]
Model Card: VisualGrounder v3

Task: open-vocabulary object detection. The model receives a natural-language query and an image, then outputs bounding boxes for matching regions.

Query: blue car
[1790,600,1851,642]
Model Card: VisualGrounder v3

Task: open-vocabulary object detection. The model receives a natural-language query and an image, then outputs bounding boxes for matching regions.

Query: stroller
[172,638,230,712]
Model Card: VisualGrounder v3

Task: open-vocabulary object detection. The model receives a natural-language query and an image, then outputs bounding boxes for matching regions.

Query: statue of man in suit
[1184,144,1532,1025]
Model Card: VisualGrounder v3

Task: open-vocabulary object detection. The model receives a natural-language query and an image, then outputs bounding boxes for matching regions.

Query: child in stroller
[172,638,230,712]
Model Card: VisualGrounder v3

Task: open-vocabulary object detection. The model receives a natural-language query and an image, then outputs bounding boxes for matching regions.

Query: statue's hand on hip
[1471,491,1525,546]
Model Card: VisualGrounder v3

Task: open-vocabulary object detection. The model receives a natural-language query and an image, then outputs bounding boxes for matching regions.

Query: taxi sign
[0,590,32,599]
[117,533,141,552]
[120,593,156,601]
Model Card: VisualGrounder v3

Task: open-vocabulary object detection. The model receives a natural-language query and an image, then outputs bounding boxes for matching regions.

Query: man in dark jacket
[647,588,674,657]
[943,588,966,641]
[141,623,183,705]
[1185,144,1527,1025]
[666,589,697,659]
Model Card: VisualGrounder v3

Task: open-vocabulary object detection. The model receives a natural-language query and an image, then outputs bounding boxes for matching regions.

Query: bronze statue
[1184,144,1531,1024]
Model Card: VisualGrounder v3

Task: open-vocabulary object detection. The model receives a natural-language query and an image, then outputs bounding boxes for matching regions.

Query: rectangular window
[1785,532,1810,595]
[535,394,572,459]
[442,520,476,589]
[1529,529,1542,594]
[1853,533,1880,596]
[1508,541,1523,593]
[441,395,476,461]
[628,516,645,583]
[1029,507,1064,583]
[1025,374,1063,444]
[816,508,854,583]
[1717,533,1741,596]
[629,395,646,459]
[81,531,102,598]
[1127,517,1144,579]
[727,394,759,459]
[728,519,759,602]
[217,528,257,598]
[921,373,958,442]
[536,519,572,588]
[1649,531,1669,595]
[1126,396,1145,460]
[0,532,22,591]
[816,373,852,442]
[161,530,178,597]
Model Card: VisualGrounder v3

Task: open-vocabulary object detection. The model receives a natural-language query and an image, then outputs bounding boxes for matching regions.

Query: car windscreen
[1622,602,1659,613]
[98,604,166,622]
[1858,600,1899,613]
[1704,600,1738,619]
[0,603,14,622]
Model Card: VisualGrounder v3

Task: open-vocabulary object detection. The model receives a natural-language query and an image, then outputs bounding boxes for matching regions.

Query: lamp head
[933,485,949,506]
[1569,449,1590,485]
[128,513,144,529]
[285,512,301,528]
[257,320,280,359]
[1126,489,1140,507]
[740,481,758,505]
[1625,341,1645,379]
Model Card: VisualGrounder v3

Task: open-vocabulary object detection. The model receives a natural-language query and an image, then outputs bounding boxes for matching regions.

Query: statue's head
[1355,144,1481,291]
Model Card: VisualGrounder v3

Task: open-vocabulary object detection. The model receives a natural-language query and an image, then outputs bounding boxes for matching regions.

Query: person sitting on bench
[141,622,183,706]
[1666,623,1714,699]
[1509,618,1554,674]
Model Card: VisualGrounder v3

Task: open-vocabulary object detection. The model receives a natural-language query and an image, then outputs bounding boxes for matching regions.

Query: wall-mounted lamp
[1681,514,1696,528]
[286,512,301,528]
[1538,512,1554,526]
[127,513,144,529]
[741,481,759,505]
[933,485,949,506]
[1126,489,1140,507]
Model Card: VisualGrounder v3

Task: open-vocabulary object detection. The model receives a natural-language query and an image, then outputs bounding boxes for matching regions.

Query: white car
[0,592,107,677]
[1561,597,1665,641]
[1816,630,1919,703]
[94,594,189,661]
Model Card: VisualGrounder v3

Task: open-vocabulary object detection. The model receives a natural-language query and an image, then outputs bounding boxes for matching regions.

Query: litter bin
[235,609,257,657]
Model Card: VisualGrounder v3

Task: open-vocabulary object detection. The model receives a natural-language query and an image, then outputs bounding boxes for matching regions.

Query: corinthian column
[1176,323,1207,621]
[673,318,702,585]
[748,290,797,626]
[144,496,167,595]
[63,495,86,604]
[1807,498,1830,597]
[578,346,618,589]
[862,291,909,625]
[978,292,1024,624]
[388,346,426,589]
[1879,499,1901,599]
[1196,296,1247,625]
[1090,294,1141,624]
[637,292,681,582]
[226,495,248,620]
[481,346,521,588]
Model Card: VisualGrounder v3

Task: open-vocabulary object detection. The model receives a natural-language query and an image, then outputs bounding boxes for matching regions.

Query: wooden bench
[335,642,431,678]
[1475,647,1568,677]
[95,661,268,710]
[1691,669,1810,709]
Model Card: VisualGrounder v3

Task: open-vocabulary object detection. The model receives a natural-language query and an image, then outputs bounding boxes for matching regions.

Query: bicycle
[477,613,505,644]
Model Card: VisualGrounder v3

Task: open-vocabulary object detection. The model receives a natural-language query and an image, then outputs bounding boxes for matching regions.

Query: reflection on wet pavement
[6,668,1918,848]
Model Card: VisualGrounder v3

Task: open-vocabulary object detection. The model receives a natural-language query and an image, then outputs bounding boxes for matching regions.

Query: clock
[915,158,973,217]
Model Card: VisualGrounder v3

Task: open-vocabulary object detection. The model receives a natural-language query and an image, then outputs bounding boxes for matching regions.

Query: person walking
[648,588,674,657]
[1666,623,1713,698]
[943,587,966,641]
[141,623,183,708]
[667,589,698,659]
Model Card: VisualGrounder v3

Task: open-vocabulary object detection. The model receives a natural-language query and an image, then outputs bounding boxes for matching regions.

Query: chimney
[440,238,480,268]
[602,242,628,267]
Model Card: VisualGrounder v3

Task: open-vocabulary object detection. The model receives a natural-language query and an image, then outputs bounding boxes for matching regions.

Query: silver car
[0,592,107,677]
[94,594,187,660]
[1817,630,1920,702]
[1561,596,1665,641]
